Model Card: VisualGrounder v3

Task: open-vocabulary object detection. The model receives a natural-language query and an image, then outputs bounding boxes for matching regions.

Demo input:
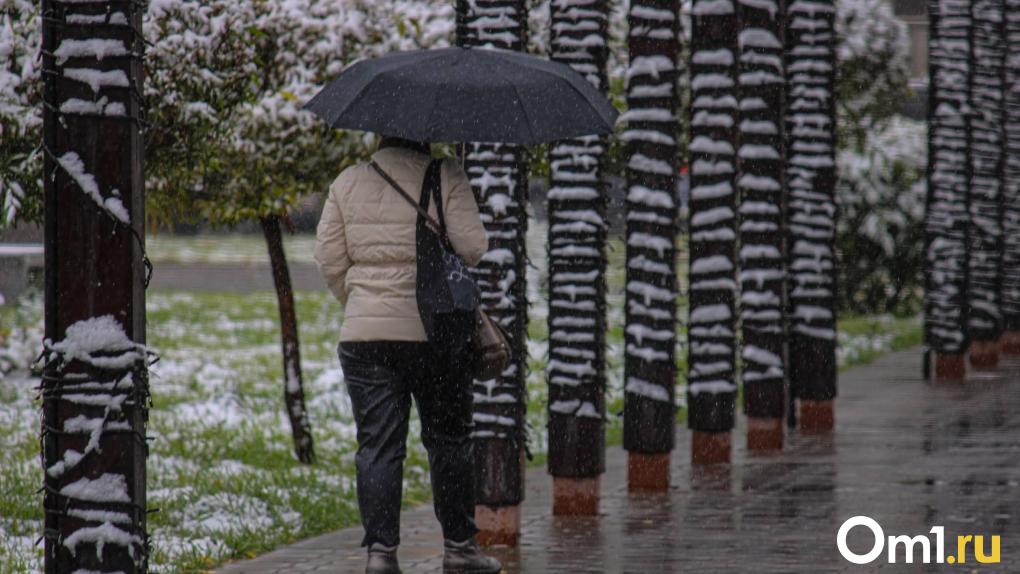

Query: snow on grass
[0,290,378,572]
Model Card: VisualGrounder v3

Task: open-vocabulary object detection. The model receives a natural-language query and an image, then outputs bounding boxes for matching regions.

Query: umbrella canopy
[304,47,618,145]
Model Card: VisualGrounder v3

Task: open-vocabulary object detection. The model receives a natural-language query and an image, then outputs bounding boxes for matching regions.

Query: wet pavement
[217,348,1020,573]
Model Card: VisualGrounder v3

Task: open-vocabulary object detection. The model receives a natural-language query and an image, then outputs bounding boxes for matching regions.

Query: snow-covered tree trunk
[261,215,314,464]
[784,0,837,411]
[925,0,972,366]
[41,1,150,571]
[1003,1,1020,339]
[686,0,739,442]
[455,0,529,522]
[546,0,610,499]
[737,0,787,427]
[966,0,1006,360]
[622,0,680,470]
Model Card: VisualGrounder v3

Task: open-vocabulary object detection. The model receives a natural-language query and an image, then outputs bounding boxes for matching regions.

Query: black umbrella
[304,47,618,145]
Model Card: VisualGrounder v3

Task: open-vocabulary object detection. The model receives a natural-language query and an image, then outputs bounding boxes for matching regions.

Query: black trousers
[338,341,478,548]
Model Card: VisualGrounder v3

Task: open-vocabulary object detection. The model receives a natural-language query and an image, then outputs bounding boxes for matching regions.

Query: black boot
[443,538,502,573]
[366,543,401,574]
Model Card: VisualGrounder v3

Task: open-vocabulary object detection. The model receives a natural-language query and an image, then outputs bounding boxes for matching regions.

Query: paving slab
[218,349,1020,573]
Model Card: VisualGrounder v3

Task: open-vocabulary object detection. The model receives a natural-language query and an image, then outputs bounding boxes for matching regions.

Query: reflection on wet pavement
[218,349,1020,573]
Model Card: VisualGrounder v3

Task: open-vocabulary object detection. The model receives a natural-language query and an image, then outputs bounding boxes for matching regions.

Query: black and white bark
[783,0,837,401]
[967,0,1006,343]
[1003,1,1020,331]
[737,0,786,419]
[455,0,529,507]
[41,1,149,571]
[622,0,681,454]
[925,0,972,355]
[686,0,739,432]
[545,0,610,478]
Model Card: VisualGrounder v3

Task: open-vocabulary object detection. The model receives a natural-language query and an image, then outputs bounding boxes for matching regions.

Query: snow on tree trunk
[41,1,150,571]
[784,0,837,402]
[966,0,1006,344]
[1003,1,1020,332]
[686,0,739,432]
[260,215,315,464]
[546,0,610,478]
[925,0,972,355]
[622,0,680,454]
[738,0,786,419]
[455,0,528,507]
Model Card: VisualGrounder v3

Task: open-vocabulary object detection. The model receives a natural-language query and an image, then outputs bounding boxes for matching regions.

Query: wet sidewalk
[217,348,1020,573]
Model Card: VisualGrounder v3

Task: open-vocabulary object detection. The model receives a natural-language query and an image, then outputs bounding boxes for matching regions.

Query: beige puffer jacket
[314,147,489,342]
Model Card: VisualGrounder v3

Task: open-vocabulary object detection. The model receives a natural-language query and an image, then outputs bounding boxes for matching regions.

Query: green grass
[837,314,923,370]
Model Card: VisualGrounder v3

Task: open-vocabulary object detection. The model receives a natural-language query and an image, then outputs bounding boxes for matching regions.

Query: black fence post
[784,0,838,430]
[546,0,611,516]
[41,1,149,572]
[924,0,972,381]
[1001,0,1020,355]
[737,0,788,450]
[455,0,530,546]
[687,0,740,464]
[622,0,681,490]
[966,0,1006,370]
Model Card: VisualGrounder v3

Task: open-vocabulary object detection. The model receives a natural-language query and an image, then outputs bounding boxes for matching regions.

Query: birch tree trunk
[546,0,610,506]
[622,0,681,482]
[687,0,740,451]
[966,0,1006,367]
[260,215,315,464]
[455,0,529,532]
[925,0,972,375]
[784,0,837,416]
[737,0,787,434]
[41,1,149,571]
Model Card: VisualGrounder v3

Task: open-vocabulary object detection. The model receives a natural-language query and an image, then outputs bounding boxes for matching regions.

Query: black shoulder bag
[370,159,480,356]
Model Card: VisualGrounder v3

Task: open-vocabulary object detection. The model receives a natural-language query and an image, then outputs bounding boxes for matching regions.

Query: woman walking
[314,136,503,574]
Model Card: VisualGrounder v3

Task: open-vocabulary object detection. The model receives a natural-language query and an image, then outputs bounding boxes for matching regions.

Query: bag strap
[369,159,446,237]
[427,162,448,233]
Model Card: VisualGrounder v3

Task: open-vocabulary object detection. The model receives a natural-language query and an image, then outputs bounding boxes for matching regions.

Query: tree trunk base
[691,431,730,465]
[552,476,600,516]
[969,340,1000,370]
[934,353,967,382]
[747,417,784,452]
[475,505,520,547]
[1000,331,1020,355]
[799,400,834,433]
[627,452,670,492]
